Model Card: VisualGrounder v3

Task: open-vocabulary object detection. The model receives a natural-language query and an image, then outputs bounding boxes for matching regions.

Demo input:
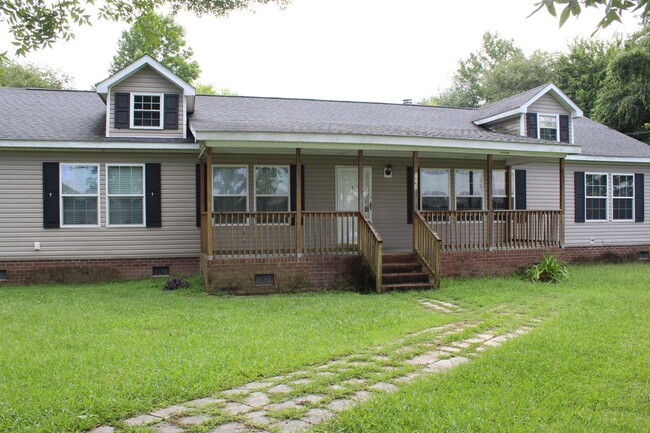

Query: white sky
[0,0,642,103]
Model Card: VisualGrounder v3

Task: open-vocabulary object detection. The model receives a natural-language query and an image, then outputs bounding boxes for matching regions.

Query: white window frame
[537,113,560,142]
[454,169,484,211]
[612,173,635,222]
[492,169,508,210]
[60,163,100,228]
[419,169,450,211]
[130,93,164,130]
[253,165,291,213]
[105,164,146,227]
[585,172,609,222]
[212,165,249,224]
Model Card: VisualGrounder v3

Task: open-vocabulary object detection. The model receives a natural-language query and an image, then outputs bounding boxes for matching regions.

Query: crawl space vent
[0,270,6,281]
[152,266,170,277]
[639,251,649,260]
[255,274,274,286]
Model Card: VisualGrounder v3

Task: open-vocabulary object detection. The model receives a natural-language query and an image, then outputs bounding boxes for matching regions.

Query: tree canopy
[0,59,71,89]
[0,0,288,56]
[532,0,649,31]
[110,12,200,83]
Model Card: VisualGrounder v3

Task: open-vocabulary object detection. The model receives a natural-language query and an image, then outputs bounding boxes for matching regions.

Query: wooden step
[382,262,422,274]
[382,253,417,264]
[382,282,433,292]
[382,272,430,285]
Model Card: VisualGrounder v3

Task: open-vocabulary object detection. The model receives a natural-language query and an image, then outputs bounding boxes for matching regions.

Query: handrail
[358,212,383,292]
[413,210,441,289]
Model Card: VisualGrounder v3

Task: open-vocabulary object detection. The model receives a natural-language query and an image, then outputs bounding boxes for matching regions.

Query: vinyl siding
[109,66,185,138]
[529,94,570,115]
[512,161,560,209]
[488,115,521,136]
[565,162,650,247]
[0,151,199,260]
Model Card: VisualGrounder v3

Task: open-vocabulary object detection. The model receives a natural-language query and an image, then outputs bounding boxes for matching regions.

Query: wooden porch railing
[359,212,383,292]
[420,210,562,251]
[413,211,442,289]
[302,211,358,255]
[212,212,297,257]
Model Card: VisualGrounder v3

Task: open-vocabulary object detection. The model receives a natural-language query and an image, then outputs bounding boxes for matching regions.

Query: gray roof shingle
[472,83,549,121]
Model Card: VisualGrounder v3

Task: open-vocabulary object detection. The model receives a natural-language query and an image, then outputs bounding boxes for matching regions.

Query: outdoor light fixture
[384,163,393,178]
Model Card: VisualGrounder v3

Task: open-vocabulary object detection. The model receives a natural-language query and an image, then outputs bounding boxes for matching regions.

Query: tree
[532,0,649,32]
[110,12,200,83]
[593,23,650,142]
[0,59,71,88]
[0,0,288,56]
[195,83,239,95]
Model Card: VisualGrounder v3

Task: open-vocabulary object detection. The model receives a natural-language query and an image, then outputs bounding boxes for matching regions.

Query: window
[420,169,449,211]
[107,165,144,226]
[131,94,162,128]
[612,174,634,220]
[213,166,248,212]
[455,170,483,210]
[255,166,290,211]
[492,170,508,210]
[585,173,608,221]
[60,164,99,226]
[538,114,559,141]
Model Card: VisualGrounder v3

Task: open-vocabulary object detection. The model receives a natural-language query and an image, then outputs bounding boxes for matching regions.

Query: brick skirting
[201,254,363,295]
[0,257,199,285]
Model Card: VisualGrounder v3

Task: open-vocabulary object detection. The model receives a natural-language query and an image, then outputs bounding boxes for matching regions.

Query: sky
[0,0,643,103]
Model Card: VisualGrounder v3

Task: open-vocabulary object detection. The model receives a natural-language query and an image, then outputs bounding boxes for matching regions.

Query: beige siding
[512,161,560,209]
[0,151,199,260]
[565,162,650,247]
[488,115,521,136]
[529,93,570,115]
[109,66,184,138]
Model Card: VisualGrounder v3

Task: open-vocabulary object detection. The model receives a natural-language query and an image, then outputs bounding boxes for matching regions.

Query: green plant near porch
[525,255,568,283]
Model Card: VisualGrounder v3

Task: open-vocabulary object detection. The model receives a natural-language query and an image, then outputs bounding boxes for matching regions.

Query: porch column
[358,150,364,249]
[560,158,565,247]
[412,151,419,252]
[296,148,302,256]
[487,154,494,250]
[206,147,214,257]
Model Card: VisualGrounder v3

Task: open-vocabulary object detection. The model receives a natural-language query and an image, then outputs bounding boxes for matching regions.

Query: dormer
[473,83,583,144]
[96,55,195,139]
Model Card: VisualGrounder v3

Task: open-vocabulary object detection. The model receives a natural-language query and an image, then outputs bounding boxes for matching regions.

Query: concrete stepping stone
[439,346,462,353]
[484,339,503,347]
[87,427,115,433]
[223,388,250,396]
[301,408,334,424]
[244,392,270,408]
[272,419,310,433]
[151,422,184,433]
[405,351,441,365]
[223,402,253,415]
[293,394,324,405]
[328,399,355,412]
[350,390,371,402]
[186,397,225,407]
[268,400,302,411]
[242,382,274,390]
[329,384,345,391]
[341,378,366,385]
[209,422,250,433]
[316,371,335,377]
[393,372,422,383]
[290,378,313,385]
[465,336,491,344]
[178,415,212,426]
[245,410,273,426]
[268,384,293,394]
[373,355,390,361]
[369,382,399,393]
[150,404,189,418]
[451,341,471,348]
[124,414,161,426]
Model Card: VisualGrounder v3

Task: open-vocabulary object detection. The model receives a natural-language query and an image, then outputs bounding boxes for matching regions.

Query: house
[1,55,648,292]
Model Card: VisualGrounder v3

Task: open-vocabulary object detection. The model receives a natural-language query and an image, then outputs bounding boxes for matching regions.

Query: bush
[526,255,568,283]
[163,278,192,291]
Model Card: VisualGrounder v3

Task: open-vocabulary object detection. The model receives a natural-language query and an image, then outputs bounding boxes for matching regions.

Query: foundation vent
[0,270,6,281]
[640,251,649,260]
[255,273,274,286]
[152,266,170,277]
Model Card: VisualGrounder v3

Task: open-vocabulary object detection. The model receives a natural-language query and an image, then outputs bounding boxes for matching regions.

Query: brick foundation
[0,257,199,285]
[201,254,363,295]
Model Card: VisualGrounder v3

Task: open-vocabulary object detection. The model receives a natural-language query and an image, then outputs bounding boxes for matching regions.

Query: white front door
[336,166,372,243]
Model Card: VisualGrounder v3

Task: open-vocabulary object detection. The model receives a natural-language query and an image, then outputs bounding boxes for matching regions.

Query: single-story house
[1,55,648,293]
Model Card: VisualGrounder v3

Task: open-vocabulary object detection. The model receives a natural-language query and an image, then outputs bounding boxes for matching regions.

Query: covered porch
[198,145,566,293]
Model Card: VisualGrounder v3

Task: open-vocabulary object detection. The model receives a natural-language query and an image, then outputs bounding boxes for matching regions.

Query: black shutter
[574,171,585,223]
[407,166,413,224]
[559,115,570,143]
[164,94,179,130]
[195,164,201,227]
[145,163,162,228]
[43,162,60,229]
[526,113,538,138]
[635,173,644,222]
[114,93,130,129]
[515,170,527,210]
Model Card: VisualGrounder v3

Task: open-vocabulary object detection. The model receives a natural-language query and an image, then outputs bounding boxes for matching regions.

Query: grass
[1,263,649,432]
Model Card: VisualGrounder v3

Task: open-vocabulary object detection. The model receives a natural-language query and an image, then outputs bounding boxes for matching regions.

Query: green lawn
[1,264,649,432]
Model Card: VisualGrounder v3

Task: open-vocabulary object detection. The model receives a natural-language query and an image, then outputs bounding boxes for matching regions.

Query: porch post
[487,154,494,250]
[206,147,214,257]
[296,148,302,256]
[559,158,565,247]
[412,151,419,252]
[358,149,364,251]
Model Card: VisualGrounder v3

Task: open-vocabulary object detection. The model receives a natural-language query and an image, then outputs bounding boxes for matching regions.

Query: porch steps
[381,253,433,291]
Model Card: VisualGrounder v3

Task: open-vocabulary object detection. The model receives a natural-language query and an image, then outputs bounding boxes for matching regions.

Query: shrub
[163,278,192,291]
[526,255,568,283]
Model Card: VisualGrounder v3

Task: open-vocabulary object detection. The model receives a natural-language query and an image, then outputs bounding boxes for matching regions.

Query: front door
[336,166,372,243]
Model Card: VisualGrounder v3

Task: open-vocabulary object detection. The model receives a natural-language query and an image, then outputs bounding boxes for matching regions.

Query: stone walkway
[89,300,535,433]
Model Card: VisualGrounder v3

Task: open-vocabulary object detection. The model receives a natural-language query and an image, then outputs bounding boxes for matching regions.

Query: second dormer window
[132,94,163,128]
[538,115,558,141]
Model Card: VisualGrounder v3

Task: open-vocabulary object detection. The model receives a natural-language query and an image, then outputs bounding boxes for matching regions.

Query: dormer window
[538,114,558,141]
[132,94,163,129]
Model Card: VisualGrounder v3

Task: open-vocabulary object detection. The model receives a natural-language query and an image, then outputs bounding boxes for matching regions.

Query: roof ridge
[0,87,96,94]
[476,83,551,112]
